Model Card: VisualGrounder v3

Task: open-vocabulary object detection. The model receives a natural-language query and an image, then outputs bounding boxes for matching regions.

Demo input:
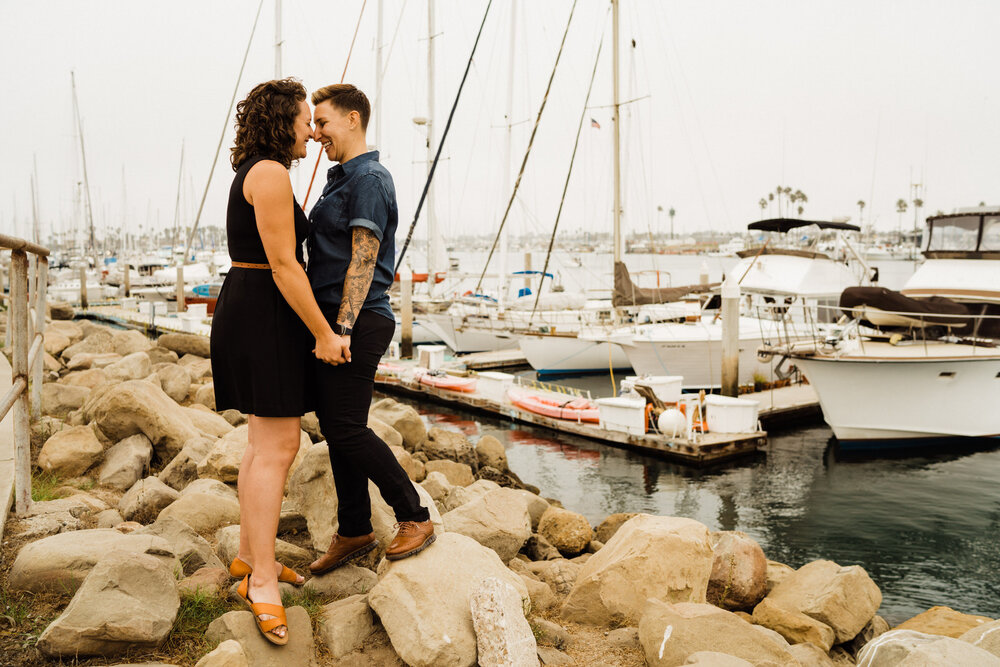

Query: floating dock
[373,361,793,466]
[79,304,211,338]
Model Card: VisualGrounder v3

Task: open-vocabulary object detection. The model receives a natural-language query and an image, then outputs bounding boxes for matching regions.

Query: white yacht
[596,219,873,388]
[766,208,1000,447]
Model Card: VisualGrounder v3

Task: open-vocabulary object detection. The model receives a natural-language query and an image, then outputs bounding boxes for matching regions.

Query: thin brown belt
[231,261,305,270]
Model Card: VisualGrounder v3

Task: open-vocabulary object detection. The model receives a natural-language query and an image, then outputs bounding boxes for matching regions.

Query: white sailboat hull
[517,333,632,376]
[794,354,1000,444]
[420,312,519,353]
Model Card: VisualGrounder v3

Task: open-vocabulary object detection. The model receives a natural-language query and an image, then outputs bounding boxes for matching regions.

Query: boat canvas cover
[613,261,718,307]
[840,286,970,328]
[747,218,860,233]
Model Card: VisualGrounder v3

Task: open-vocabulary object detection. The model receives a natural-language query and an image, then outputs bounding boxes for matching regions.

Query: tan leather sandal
[229,557,303,585]
[237,575,289,646]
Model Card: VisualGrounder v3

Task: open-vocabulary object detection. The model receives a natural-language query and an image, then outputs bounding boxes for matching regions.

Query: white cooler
[417,344,447,370]
[477,371,514,404]
[627,375,683,403]
[704,395,760,433]
[596,396,648,436]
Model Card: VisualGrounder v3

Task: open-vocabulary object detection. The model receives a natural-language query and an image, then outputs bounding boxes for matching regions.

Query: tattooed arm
[335,226,380,361]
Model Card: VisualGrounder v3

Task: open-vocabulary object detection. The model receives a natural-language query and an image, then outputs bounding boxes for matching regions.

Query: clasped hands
[314,332,351,365]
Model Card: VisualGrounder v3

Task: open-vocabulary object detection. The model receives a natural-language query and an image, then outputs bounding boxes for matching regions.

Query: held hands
[314,332,351,365]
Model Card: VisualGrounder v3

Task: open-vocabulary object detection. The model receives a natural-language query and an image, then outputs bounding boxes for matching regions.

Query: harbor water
[397,394,1000,625]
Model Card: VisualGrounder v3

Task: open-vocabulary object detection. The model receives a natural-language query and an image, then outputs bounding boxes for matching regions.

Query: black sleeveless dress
[210,155,315,417]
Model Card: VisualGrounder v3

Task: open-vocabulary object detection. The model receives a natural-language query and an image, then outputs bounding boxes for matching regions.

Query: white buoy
[658,408,687,437]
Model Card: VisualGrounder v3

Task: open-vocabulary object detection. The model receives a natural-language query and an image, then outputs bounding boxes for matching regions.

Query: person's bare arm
[245,160,344,364]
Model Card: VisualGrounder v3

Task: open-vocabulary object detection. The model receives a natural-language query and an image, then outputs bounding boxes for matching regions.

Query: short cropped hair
[230,78,306,170]
[312,83,371,131]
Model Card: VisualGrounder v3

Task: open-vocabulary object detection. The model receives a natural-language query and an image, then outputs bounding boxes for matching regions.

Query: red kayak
[417,370,478,393]
[507,387,600,423]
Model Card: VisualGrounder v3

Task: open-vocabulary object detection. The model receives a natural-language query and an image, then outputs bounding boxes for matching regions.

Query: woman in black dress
[210,79,341,645]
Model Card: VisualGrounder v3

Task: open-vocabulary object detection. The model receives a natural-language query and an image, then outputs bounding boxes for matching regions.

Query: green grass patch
[159,590,237,663]
[283,586,327,632]
[30,472,64,502]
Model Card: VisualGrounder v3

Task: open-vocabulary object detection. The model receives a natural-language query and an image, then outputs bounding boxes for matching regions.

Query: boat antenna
[529,16,607,325]
[472,0,578,292]
[301,0,369,210]
[184,0,265,264]
[394,0,495,273]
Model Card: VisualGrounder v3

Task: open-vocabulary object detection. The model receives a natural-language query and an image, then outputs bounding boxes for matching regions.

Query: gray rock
[143,516,225,575]
[470,577,539,667]
[147,345,180,365]
[206,608,316,667]
[536,646,574,665]
[476,434,508,471]
[158,332,211,358]
[857,628,1000,666]
[525,533,562,561]
[98,433,153,490]
[111,329,153,356]
[158,491,240,534]
[304,563,378,598]
[707,530,768,611]
[104,351,153,382]
[95,508,124,528]
[422,426,478,470]
[41,383,91,419]
[155,363,192,403]
[193,382,216,409]
[538,507,592,556]
[317,594,377,659]
[37,424,104,477]
[215,525,312,571]
[425,459,475,486]
[605,626,638,649]
[960,619,1000,658]
[120,476,180,522]
[442,487,532,562]
[36,552,179,657]
[194,639,248,667]
[369,398,426,450]
[531,618,570,649]
[159,436,215,491]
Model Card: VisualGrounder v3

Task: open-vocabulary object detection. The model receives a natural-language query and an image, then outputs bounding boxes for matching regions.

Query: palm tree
[896,198,908,241]
[857,200,865,223]
[912,197,924,232]
[668,207,675,239]
[758,198,767,217]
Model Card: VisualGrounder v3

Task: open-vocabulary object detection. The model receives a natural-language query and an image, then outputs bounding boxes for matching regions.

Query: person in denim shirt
[305,84,435,574]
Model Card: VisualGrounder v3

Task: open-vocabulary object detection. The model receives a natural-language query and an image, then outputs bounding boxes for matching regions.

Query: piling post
[124,262,131,297]
[31,258,47,420]
[176,265,185,313]
[720,277,740,397]
[523,252,532,290]
[11,251,32,516]
[79,265,88,309]
[400,270,413,359]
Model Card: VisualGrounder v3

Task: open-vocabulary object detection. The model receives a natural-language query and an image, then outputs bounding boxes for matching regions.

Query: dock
[79,304,211,338]
[445,349,531,372]
[374,361,781,466]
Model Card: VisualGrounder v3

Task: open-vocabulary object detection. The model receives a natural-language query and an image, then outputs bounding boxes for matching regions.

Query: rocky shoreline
[2,306,998,666]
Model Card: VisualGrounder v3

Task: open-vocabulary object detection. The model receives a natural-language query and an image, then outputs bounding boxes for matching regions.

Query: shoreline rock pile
[3,311,998,666]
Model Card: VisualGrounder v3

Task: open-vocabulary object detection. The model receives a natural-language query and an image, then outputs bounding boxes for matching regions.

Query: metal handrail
[1,234,49,516]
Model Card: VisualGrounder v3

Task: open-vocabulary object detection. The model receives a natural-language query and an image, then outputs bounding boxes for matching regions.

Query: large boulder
[470,577,539,667]
[390,445,425,482]
[159,436,214,491]
[562,514,713,626]
[111,329,152,356]
[441,487,532,562]
[98,434,153,490]
[8,529,179,595]
[443,479,501,512]
[895,605,995,639]
[60,368,111,390]
[707,531,768,611]
[475,434,508,472]
[538,507,592,556]
[42,382,91,419]
[48,300,77,321]
[37,424,104,477]
[197,425,308,484]
[286,441,442,552]
[763,559,881,644]
[62,329,114,361]
[526,559,582,597]
[751,596,836,652]
[317,594,377,660]
[857,629,1000,666]
[304,563,379,599]
[44,329,72,356]
[82,379,204,460]
[185,405,235,439]
[422,427,478,471]
[155,363,192,403]
[420,471,454,504]
[960,619,1000,658]
[369,398,427,450]
[206,607,315,667]
[66,351,121,371]
[142,516,225,576]
[104,351,153,382]
[157,332,211,358]
[638,600,797,667]
[594,512,638,544]
[147,345,180,366]
[158,489,241,534]
[194,639,248,667]
[425,459,475,487]
[512,490,550,531]
[179,353,213,380]
[48,318,83,340]
[193,382,216,409]
[369,532,529,667]
[215,525,311,570]
[36,553,179,657]
[119,476,180,522]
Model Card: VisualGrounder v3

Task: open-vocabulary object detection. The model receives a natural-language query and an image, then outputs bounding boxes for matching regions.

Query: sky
[2,0,1000,252]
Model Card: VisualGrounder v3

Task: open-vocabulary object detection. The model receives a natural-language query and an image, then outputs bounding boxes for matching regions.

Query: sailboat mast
[72,71,97,256]
[498,0,516,312]
[612,0,622,263]
[172,142,185,254]
[375,0,384,149]
[426,0,438,294]
[31,155,41,245]
[274,0,283,78]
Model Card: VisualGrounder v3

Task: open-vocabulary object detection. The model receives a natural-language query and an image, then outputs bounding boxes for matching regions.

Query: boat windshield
[980,215,1000,251]
[926,215,979,251]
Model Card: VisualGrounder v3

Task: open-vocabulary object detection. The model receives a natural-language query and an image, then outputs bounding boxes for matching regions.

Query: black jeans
[313,309,430,537]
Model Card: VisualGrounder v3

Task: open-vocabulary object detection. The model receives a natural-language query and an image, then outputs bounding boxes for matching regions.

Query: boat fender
[658,409,687,437]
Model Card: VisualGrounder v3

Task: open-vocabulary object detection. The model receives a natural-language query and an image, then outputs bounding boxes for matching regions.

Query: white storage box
[704,395,759,433]
[477,371,515,404]
[121,297,138,311]
[596,396,648,436]
[417,344,447,370]
[186,303,208,319]
[178,313,200,332]
[627,375,683,403]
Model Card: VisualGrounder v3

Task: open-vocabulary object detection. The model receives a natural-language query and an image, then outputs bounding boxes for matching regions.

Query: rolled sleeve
[348,174,390,243]
[348,217,383,242]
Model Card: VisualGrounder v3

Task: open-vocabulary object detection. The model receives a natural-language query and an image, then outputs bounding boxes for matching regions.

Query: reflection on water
[392,393,1000,624]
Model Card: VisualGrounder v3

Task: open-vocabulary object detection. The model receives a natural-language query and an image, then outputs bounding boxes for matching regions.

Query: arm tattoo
[338,227,380,329]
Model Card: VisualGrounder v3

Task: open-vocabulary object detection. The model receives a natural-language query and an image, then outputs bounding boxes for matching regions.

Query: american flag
[590,118,601,129]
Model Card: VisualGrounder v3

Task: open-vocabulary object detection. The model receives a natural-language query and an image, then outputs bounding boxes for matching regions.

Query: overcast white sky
[3,0,1000,248]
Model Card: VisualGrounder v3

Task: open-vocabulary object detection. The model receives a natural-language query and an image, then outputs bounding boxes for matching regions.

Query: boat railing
[512,374,592,400]
[755,302,1000,359]
[1,233,50,517]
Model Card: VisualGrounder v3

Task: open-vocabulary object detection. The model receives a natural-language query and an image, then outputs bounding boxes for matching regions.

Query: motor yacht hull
[793,353,1000,444]
[516,333,632,377]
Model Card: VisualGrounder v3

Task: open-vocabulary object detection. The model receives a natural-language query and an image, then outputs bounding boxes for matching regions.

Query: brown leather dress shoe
[385,520,436,561]
[309,533,378,575]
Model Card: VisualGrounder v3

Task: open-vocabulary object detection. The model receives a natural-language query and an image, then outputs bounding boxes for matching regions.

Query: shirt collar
[327,150,380,180]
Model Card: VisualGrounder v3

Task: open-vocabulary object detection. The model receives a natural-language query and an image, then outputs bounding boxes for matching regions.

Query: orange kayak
[507,388,600,423]
[417,370,478,393]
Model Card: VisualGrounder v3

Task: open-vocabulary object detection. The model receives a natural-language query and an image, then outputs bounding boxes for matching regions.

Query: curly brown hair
[230,78,306,170]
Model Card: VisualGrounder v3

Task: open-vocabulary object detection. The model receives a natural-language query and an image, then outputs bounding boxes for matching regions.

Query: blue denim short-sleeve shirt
[306,151,396,323]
